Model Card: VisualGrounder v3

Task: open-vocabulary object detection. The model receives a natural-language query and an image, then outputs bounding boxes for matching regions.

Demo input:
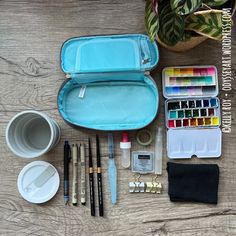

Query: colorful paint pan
[200,68,208,75]
[183,119,189,126]
[188,100,195,108]
[165,68,174,76]
[196,100,202,107]
[203,100,209,107]
[181,101,188,108]
[190,119,197,126]
[193,68,201,76]
[205,118,211,125]
[174,68,181,75]
[168,120,175,128]
[208,108,215,116]
[200,109,207,116]
[212,117,219,125]
[169,77,176,85]
[210,98,217,107]
[168,102,180,110]
[185,110,192,118]
[176,120,182,127]
[181,68,191,75]
[207,67,216,75]
[205,76,213,85]
[177,110,184,118]
[193,109,199,117]
[197,118,204,126]
[169,111,177,119]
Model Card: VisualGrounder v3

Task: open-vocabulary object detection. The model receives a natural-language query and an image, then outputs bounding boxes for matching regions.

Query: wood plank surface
[0,1,235,235]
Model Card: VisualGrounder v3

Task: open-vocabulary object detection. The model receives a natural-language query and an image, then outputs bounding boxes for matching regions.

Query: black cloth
[167,162,219,204]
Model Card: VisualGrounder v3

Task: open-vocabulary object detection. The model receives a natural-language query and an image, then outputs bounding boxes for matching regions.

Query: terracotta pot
[157,1,236,52]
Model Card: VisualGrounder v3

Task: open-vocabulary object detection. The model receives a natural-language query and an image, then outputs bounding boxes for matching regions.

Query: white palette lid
[17,161,60,203]
[167,128,222,159]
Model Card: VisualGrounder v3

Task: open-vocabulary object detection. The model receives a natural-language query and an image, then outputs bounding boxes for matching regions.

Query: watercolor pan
[196,100,202,107]
[177,110,184,118]
[169,111,177,119]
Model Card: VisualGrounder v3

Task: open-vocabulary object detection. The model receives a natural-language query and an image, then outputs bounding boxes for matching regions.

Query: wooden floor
[0,1,236,235]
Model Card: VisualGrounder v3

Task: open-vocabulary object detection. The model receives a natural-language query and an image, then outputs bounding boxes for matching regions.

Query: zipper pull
[66,73,71,79]
[140,39,151,64]
[142,58,151,64]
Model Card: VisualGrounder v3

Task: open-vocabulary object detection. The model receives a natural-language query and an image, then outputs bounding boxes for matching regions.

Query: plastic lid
[17,161,60,204]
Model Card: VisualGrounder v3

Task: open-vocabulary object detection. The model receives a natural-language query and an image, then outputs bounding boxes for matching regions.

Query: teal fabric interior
[61,34,159,73]
[59,34,159,130]
[58,73,158,130]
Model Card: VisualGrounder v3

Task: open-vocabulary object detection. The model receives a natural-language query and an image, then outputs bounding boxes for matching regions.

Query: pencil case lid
[60,34,159,75]
[162,66,218,99]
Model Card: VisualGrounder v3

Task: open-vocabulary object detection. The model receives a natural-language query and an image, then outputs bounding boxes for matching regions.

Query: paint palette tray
[163,66,218,97]
[162,66,222,159]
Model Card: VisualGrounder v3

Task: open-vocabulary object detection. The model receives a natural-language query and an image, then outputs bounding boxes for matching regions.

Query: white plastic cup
[6,110,60,158]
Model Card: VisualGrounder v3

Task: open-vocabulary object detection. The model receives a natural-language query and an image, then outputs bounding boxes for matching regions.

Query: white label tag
[78,86,86,98]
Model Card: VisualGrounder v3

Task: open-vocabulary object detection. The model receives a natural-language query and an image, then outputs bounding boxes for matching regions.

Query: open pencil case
[58,34,159,130]
[162,66,222,159]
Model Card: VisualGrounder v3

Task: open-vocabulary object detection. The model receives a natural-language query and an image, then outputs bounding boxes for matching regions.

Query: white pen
[72,144,78,206]
[80,143,86,205]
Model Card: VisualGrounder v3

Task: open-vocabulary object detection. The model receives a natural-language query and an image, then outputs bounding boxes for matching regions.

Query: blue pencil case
[57,34,159,130]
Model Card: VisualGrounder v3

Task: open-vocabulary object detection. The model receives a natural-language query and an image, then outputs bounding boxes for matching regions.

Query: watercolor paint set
[167,98,220,129]
[162,66,222,159]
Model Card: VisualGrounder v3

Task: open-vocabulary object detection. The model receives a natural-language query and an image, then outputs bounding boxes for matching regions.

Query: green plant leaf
[171,0,203,15]
[203,0,228,6]
[185,10,224,40]
[152,0,158,14]
[158,3,185,46]
[182,31,193,41]
[145,0,159,41]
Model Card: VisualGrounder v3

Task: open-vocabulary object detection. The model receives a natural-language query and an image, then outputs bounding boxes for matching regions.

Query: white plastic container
[120,132,131,168]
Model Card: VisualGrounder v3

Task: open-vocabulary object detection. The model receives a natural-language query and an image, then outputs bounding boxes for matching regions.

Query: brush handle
[89,171,95,216]
[97,172,103,216]
[108,158,117,204]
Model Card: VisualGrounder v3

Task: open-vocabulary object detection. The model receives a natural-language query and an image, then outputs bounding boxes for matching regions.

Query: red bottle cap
[122,132,129,142]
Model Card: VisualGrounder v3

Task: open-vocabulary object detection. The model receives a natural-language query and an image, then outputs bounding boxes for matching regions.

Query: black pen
[64,141,71,205]
[96,135,104,216]
[88,138,95,216]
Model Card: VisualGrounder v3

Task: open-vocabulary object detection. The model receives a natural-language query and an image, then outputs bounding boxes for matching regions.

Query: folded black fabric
[167,162,219,204]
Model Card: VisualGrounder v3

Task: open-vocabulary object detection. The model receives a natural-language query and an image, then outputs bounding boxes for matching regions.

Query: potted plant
[145,0,235,52]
